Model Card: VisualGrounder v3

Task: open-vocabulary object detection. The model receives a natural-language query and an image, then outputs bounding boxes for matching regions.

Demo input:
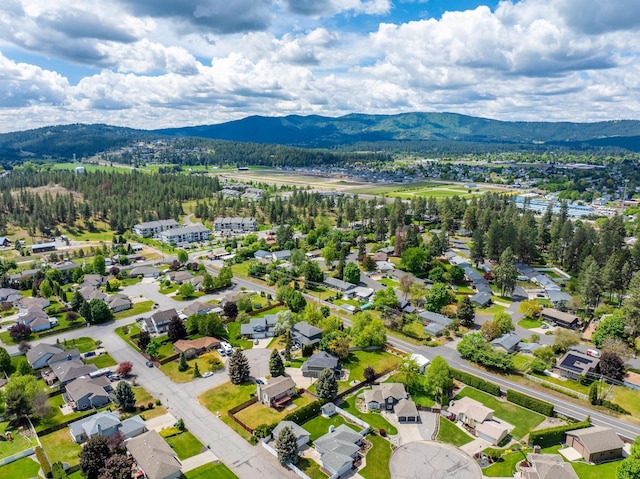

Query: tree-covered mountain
[157,112,640,150]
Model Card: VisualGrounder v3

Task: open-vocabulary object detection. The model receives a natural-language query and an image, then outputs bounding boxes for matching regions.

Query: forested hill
[156,112,640,150]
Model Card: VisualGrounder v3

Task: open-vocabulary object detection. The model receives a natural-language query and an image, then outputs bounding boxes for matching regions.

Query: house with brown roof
[448,396,494,428]
[521,454,579,479]
[565,426,624,463]
[540,308,579,329]
[257,376,296,409]
[173,337,221,359]
[126,430,182,479]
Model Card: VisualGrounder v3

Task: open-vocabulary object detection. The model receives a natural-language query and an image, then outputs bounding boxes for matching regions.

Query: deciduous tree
[168,316,187,343]
[80,435,111,479]
[425,356,452,405]
[116,361,133,377]
[599,351,625,383]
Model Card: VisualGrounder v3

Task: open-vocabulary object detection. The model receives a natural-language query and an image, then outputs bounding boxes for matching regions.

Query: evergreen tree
[193,362,201,378]
[579,256,602,311]
[284,329,292,362]
[178,352,188,372]
[456,296,476,328]
[470,229,485,267]
[276,425,299,465]
[228,349,250,384]
[167,316,187,343]
[624,273,640,340]
[589,381,600,405]
[80,300,92,322]
[137,330,151,351]
[269,348,285,377]
[493,247,518,297]
[316,368,338,399]
[70,290,84,311]
[114,381,136,412]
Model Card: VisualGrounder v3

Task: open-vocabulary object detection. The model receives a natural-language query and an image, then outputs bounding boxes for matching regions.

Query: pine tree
[228,349,250,384]
[493,247,518,297]
[284,329,292,362]
[178,352,188,372]
[316,368,338,399]
[114,381,136,412]
[456,296,476,328]
[589,381,600,405]
[193,362,201,378]
[276,425,299,465]
[269,348,285,377]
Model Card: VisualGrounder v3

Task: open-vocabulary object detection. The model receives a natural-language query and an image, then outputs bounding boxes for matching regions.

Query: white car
[202,371,214,378]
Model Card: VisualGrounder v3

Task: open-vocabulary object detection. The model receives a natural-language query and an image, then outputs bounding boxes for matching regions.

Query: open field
[0,421,38,456]
[114,300,154,319]
[199,382,257,440]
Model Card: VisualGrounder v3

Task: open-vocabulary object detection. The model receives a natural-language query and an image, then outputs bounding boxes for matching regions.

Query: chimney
[97,424,102,435]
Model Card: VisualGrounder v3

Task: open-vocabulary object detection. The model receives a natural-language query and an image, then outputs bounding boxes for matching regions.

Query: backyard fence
[0,447,36,467]
[524,374,588,400]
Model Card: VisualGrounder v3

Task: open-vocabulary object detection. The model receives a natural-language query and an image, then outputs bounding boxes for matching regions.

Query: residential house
[491,332,522,353]
[0,236,11,247]
[565,427,624,463]
[143,309,178,334]
[370,251,387,262]
[475,419,512,445]
[518,342,541,354]
[208,247,229,260]
[173,337,221,359]
[70,411,146,444]
[182,301,213,317]
[132,219,179,238]
[50,360,98,385]
[79,285,106,302]
[240,314,278,339]
[375,261,395,272]
[314,424,364,477]
[556,351,599,380]
[418,310,453,326]
[408,353,430,374]
[306,250,322,259]
[321,403,337,418]
[254,250,271,261]
[26,343,64,370]
[129,266,160,278]
[424,322,446,336]
[345,287,374,301]
[271,250,291,262]
[292,321,323,347]
[364,383,408,411]
[10,268,40,283]
[301,352,341,378]
[158,223,211,245]
[521,454,579,479]
[470,291,492,307]
[323,277,356,293]
[540,308,579,329]
[46,348,81,367]
[395,398,420,422]
[168,271,193,284]
[547,290,572,310]
[0,287,19,303]
[191,275,204,290]
[126,430,182,479]
[257,376,296,408]
[105,294,132,313]
[18,296,50,312]
[31,242,56,254]
[272,421,310,449]
[82,274,103,287]
[213,217,257,233]
[16,310,53,332]
[448,397,494,428]
[65,376,113,410]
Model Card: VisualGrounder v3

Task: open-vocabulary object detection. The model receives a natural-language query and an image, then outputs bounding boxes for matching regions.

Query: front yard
[162,429,204,460]
[339,395,398,435]
[0,457,41,478]
[199,382,258,440]
[455,387,545,439]
[114,300,154,319]
[0,421,38,457]
[159,352,224,382]
[85,353,117,368]
[360,433,392,479]
[436,416,474,447]
[302,414,362,442]
[185,462,238,479]
[340,350,402,385]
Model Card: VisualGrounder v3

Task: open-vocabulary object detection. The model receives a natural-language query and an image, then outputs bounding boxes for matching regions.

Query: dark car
[255,379,264,385]
[146,361,154,368]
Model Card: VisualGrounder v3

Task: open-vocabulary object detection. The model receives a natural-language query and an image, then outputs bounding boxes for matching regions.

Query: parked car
[202,371,214,378]
[146,361,154,368]
[541,324,549,329]
[255,379,264,385]
[254,339,259,345]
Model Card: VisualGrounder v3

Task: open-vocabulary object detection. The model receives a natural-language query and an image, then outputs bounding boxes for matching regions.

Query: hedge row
[528,420,591,447]
[450,368,500,396]
[35,445,52,478]
[38,321,85,338]
[506,390,554,416]
[284,400,325,424]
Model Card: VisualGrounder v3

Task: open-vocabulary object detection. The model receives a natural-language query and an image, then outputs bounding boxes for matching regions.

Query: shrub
[601,400,629,415]
[147,402,154,409]
[450,368,500,396]
[155,399,161,406]
[35,445,52,478]
[528,420,591,447]
[506,390,554,416]
[176,418,185,431]
[254,423,277,438]
[379,428,386,437]
[284,400,324,424]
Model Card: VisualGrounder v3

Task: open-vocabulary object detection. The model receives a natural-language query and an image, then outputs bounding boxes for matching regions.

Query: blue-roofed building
[69,411,146,443]
[490,332,521,353]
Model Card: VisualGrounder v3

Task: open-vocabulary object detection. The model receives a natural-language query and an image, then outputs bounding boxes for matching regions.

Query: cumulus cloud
[281,0,391,16]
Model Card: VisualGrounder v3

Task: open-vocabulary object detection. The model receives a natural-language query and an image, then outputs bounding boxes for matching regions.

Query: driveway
[286,366,316,389]
[460,437,491,456]
[244,348,273,379]
[145,412,177,432]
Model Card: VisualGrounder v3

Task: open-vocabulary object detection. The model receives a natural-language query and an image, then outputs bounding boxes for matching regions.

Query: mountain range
[1,112,640,163]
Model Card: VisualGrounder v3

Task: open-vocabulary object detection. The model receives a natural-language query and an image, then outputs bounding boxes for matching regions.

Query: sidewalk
[180,450,219,473]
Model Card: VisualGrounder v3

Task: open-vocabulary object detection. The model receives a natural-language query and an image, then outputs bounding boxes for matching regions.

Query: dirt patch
[15,184,83,201]
[532,416,567,431]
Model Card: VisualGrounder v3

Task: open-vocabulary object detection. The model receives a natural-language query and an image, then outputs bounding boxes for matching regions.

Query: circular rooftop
[389,441,482,479]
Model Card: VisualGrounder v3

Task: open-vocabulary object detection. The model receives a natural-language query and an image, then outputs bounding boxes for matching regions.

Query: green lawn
[436,417,474,446]
[119,277,143,287]
[199,382,258,440]
[611,386,640,417]
[297,457,327,479]
[482,451,523,477]
[159,283,179,294]
[114,300,154,319]
[115,324,141,351]
[40,427,82,466]
[160,352,223,382]
[0,421,38,456]
[164,431,203,460]
[529,372,591,395]
[63,336,98,354]
[455,387,545,439]
[477,303,507,315]
[360,434,392,479]
[85,353,117,368]
[341,350,402,384]
[512,354,533,372]
[386,373,435,407]
[572,460,622,479]
[235,395,314,429]
[251,306,287,318]
[0,329,35,345]
[302,415,361,442]
[184,462,238,479]
[517,318,543,329]
[224,322,253,350]
[378,279,398,288]
[339,395,397,435]
[32,397,99,432]
[0,457,41,478]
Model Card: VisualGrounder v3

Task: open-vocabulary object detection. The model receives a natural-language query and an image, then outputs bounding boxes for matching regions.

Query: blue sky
[0,0,638,132]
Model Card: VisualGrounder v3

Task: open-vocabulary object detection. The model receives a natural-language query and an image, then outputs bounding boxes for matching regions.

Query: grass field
[115,323,142,351]
[572,459,622,479]
[482,451,522,476]
[164,430,203,460]
[297,457,327,479]
[85,353,117,368]
[40,427,82,466]
[225,322,254,350]
[0,457,41,478]
[114,300,154,319]
[360,434,392,479]
[611,386,640,417]
[436,416,474,446]
[199,382,258,440]
[455,387,545,439]
[53,162,132,173]
[185,462,239,479]
[341,350,402,385]
[62,336,98,354]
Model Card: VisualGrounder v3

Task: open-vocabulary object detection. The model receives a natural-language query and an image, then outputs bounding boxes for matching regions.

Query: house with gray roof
[521,453,579,479]
[314,424,364,477]
[82,274,103,287]
[129,266,160,278]
[364,383,409,412]
[418,310,453,326]
[18,296,50,312]
[50,359,98,385]
[257,376,296,408]
[470,291,492,307]
[127,430,182,479]
[323,276,356,292]
[565,426,624,463]
[168,271,193,284]
[143,308,178,334]
[547,290,572,310]
[16,310,53,332]
[254,249,271,260]
[556,350,599,380]
[271,250,291,262]
[183,301,213,317]
[240,314,278,339]
[69,411,146,444]
[79,285,106,302]
[47,348,81,366]
[132,219,179,238]
[65,376,112,411]
[27,343,64,370]
[0,287,19,302]
[292,321,323,347]
[301,351,340,378]
[491,332,521,353]
[105,293,132,313]
[272,421,310,449]
[158,223,211,245]
[395,398,420,422]
[424,322,445,336]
